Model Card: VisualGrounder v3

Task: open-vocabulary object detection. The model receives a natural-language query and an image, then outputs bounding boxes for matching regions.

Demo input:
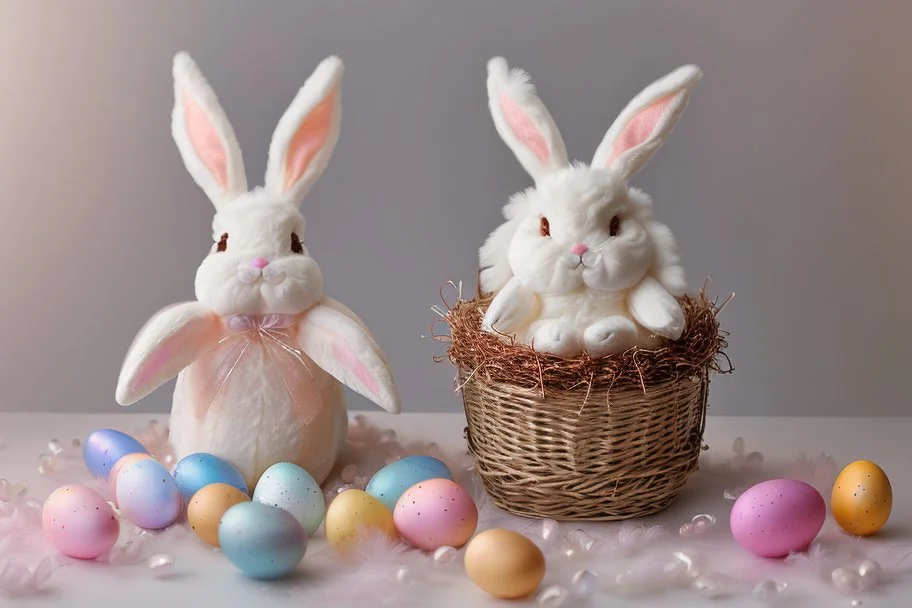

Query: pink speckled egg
[394,478,478,550]
[730,479,826,558]
[42,484,120,559]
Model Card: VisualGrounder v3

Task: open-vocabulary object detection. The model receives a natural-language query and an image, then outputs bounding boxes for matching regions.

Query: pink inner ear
[131,344,173,395]
[499,92,550,165]
[284,89,337,194]
[603,93,675,168]
[331,341,380,398]
[185,94,229,189]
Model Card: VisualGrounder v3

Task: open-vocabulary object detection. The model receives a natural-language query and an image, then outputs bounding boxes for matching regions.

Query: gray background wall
[0,1,909,416]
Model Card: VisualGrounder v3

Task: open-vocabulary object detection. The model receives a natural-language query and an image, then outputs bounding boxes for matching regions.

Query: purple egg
[83,429,149,480]
[115,458,183,530]
[730,479,826,558]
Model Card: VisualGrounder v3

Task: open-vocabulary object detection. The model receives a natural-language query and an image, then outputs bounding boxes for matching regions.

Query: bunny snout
[570,243,589,256]
[236,258,287,285]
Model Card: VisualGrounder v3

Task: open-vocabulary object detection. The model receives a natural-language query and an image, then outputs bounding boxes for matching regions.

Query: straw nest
[442,290,730,397]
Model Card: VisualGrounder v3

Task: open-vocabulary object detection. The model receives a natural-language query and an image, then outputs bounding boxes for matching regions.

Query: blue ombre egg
[171,453,248,503]
[252,462,325,535]
[365,455,454,511]
[83,429,149,480]
[115,458,183,530]
[218,502,308,579]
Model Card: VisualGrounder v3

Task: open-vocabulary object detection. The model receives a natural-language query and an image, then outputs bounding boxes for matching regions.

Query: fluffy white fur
[480,58,700,357]
[115,52,400,486]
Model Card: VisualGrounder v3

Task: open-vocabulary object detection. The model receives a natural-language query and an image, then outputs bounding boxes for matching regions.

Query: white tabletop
[1,412,910,607]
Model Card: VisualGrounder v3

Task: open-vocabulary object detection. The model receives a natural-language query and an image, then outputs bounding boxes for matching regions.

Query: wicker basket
[443,292,726,521]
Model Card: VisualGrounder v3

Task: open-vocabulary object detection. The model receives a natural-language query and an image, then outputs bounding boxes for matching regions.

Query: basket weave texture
[443,292,728,521]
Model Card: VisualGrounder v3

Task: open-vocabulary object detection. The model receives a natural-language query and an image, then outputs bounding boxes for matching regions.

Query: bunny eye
[539,216,551,237]
[290,232,304,254]
[609,215,621,237]
[216,233,228,253]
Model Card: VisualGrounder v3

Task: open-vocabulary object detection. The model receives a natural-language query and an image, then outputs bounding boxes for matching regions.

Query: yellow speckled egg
[464,528,546,599]
[831,460,892,536]
[188,483,250,547]
[325,489,397,554]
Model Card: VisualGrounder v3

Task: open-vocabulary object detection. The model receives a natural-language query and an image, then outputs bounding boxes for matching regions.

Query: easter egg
[730,479,826,557]
[831,460,892,536]
[464,529,545,599]
[108,453,153,505]
[394,478,478,550]
[171,453,248,504]
[325,489,397,553]
[188,483,250,547]
[42,485,119,559]
[83,429,148,480]
[218,502,308,579]
[115,458,183,529]
[252,462,325,535]
[366,455,454,511]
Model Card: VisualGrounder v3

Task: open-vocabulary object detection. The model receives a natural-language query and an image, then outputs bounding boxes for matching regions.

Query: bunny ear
[115,302,221,406]
[487,57,568,181]
[172,52,248,208]
[592,65,702,180]
[264,57,344,207]
[296,298,400,414]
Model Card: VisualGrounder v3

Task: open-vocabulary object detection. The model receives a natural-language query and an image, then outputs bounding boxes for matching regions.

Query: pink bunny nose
[570,243,589,256]
[250,257,270,269]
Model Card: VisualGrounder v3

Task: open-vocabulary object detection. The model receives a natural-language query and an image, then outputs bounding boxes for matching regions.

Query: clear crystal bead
[48,439,63,455]
[433,546,458,565]
[38,453,58,475]
[148,554,175,578]
[571,570,598,598]
[537,585,569,607]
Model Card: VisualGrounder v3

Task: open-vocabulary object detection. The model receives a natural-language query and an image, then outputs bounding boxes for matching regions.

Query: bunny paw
[529,320,581,357]
[584,317,639,357]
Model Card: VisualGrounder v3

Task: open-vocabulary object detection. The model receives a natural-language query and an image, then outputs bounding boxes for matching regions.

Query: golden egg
[325,489,397,554]
[464,528,546,599]
[188,483,250,547]
[831,460,892,536]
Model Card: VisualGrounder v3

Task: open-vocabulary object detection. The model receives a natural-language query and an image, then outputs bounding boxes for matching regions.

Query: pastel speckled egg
[171,453,248,504]
[325,489,398,554]
[366,455,454,511]
[464,529,546,599]
[115,458,183,530]
[831,460,892,536]
[83,429,149,480]
[188,483,250,547]
[252,462,325,535]
[42,485,119,559]
[108,453,153,505]
[730,479,826,557]
[394,478,478,550]
[218,502,308,579]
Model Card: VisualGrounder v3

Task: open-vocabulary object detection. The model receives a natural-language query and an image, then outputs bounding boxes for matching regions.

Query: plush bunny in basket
[479,58,701,358]
[115,53,400,486]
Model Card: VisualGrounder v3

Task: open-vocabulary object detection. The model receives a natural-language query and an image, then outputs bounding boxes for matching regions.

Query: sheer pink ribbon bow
[197,313,325,425]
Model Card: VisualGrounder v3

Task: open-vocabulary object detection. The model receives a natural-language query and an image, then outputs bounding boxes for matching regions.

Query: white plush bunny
[115,52,400,487]
[479,58,700,358]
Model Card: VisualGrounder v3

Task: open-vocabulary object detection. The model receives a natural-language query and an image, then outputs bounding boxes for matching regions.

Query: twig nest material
[445,291,729,394]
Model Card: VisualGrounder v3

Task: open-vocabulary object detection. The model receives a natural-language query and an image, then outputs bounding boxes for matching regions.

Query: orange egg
[831,460,892,536]
[187,483,250,546]
[464,529,545,599]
